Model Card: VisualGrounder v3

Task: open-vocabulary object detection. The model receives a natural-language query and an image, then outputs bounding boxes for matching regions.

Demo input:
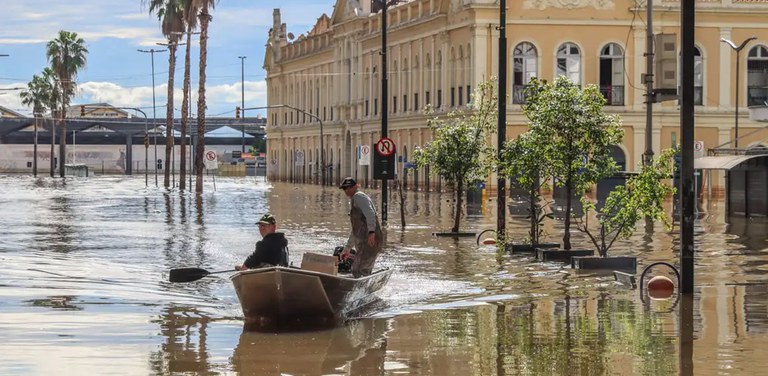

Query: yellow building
[264,0,768,191]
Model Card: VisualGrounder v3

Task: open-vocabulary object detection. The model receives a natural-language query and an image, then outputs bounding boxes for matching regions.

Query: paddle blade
[169,267,210,283]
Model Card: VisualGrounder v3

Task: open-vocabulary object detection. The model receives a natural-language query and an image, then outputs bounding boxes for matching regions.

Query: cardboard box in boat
[301,252,338,275]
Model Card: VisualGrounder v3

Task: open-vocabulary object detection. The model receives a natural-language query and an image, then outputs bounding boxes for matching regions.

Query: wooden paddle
[168,267,235,283]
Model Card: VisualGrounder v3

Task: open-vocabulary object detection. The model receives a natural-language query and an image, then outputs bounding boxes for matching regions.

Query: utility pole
[679,0,695,296]
[239,56,247,153]
[137,48,166,187]
[377,0,400,226]
[497,0,507,240]
[643,0,654,166]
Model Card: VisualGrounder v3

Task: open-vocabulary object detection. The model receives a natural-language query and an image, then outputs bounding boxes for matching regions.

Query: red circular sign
[375,137,396,157]
[205,151,216,161]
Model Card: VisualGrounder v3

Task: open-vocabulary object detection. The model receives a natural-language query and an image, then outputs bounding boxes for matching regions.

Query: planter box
[571,256,637,271]
[432,232,477,237]
[507,242,560,254]
[536,248,594,261]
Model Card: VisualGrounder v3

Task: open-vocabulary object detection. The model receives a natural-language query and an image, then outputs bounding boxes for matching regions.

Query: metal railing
[599,85,625,106]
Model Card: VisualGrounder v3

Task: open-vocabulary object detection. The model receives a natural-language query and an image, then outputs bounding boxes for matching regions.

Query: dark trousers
[351,241,382,277]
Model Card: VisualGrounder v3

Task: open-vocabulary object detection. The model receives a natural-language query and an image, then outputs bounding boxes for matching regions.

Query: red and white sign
[358,145,371,166]
[694,140,705,159]
[203,150,218,169]
[375,137,396,157]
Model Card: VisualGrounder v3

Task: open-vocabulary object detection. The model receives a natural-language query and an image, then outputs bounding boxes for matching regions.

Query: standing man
[236,213,289,271]
[340,177,383,277]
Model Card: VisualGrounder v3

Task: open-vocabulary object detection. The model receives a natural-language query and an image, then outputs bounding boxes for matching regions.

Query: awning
[694,155,763,170]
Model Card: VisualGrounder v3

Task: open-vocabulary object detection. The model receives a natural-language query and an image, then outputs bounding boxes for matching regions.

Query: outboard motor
[333,246,356,273]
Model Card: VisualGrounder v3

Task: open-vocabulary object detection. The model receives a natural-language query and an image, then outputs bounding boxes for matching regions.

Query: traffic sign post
[358,145,371,166]
[375,137,396,157]
[203,150,218,170]
[693,140,704,159]
[373,138,396,180]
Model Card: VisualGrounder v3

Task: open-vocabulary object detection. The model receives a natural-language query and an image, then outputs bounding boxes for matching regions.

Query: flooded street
[1,175,767,375]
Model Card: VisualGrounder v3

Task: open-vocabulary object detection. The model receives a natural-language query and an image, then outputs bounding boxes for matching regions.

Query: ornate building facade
[264,0,768,191]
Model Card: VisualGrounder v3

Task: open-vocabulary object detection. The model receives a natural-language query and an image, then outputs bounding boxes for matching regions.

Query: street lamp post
[243,104,324,186]
[137,48,167,186]
[721,36,757,149]
[239,56,246,153]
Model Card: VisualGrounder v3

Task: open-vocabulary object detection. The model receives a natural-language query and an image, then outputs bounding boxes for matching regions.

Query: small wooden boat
[230,266,392,329]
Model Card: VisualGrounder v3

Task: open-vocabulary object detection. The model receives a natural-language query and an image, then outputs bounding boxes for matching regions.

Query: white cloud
[75,79,268,117]
[0,84,26,115]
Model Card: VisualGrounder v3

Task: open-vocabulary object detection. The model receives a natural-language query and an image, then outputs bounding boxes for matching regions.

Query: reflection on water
[1,176,768,375]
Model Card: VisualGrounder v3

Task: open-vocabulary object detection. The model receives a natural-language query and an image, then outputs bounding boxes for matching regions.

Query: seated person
[235,213,289,271]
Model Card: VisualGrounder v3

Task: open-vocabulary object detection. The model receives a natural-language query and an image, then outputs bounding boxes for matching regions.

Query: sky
[0,0,336,118]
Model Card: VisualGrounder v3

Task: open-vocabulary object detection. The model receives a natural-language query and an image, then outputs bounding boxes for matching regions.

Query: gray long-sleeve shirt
[344,191,378,249]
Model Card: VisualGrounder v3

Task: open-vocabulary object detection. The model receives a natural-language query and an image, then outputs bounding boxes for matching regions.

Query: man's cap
[339,177,357,189]
[256,213,276,225]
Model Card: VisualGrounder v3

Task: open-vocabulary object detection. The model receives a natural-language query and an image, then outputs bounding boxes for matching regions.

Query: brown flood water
[0,175,767,375]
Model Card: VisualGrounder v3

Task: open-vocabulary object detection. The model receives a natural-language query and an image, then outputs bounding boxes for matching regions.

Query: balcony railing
[599,85,625,106]
[748,86,768,106]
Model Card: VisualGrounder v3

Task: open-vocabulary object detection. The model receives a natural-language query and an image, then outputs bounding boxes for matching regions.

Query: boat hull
[231,267,392,329]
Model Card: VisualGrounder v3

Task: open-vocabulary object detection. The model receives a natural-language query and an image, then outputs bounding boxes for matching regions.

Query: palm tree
[42,69,62,177]
[179,0,198,192]
[20,71,54,177]
[193,0,217,194]
[147,0,185,188]
[46,30,88,177]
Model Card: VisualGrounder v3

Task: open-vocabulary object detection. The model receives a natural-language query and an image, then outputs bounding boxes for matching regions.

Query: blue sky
[0,0,335,118]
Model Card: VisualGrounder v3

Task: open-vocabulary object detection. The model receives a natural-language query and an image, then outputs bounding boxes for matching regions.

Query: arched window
[372,66,379,116]
[436,51,443,108]
[694,47,703,106]
[402,58,408,112]
[513,42,538,104]
[413,55,420,111]
[678,46,704,106]
[458,46,464,106]
[391,60,399,113]
[364,68,370,117]
[747,45,768,106]
[557,42,581,85]
[599,43,624,106]
[425,54,432,106]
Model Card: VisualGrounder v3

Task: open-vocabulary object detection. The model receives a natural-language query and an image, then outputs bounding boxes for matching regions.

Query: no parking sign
[358,145,371,166]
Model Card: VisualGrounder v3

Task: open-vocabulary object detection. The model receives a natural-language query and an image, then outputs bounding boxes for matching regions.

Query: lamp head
[720,38,738,50]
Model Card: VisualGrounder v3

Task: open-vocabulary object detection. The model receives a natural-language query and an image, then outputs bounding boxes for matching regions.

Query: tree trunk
[164,43,178,189]
[59,103,66,177]
[529,186,537,245]
[195,10,211,194]
[397,178,406,228]
[563,174,573,250]
[452,179,463,233]
[180,30,192,192]
[33,114,39,177]
[49,116,55,178]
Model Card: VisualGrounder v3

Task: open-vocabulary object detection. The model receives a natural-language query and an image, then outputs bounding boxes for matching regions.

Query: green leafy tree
[499,131,553,246]
[46,30,88,177]
[146,0,185,188]
[524,76,623,249]
[414,80,498,233]
[575,148,677,257]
